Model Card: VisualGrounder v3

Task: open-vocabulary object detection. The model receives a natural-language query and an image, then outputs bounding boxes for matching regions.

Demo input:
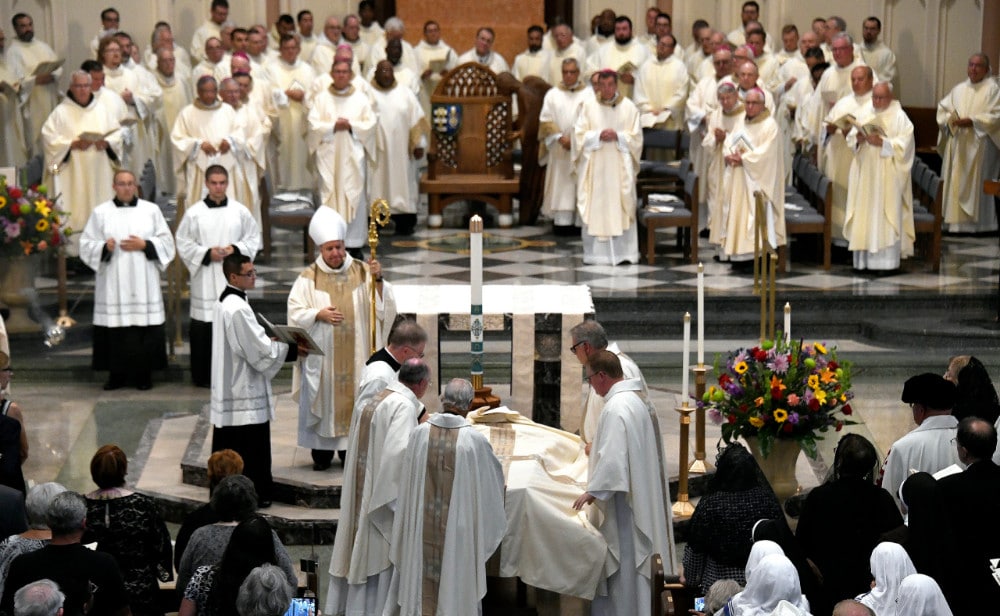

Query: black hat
[901,373,957,410]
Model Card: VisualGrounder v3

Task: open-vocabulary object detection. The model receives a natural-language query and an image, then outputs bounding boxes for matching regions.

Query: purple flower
[3,219,20,239]
[734,349,750,365]
[767,353,789,373]
[803,388,815,404]
[788,412,800,425]
[708,408,723,424]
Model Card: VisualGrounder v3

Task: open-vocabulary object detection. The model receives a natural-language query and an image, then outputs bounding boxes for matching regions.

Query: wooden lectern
[421,63,520,228]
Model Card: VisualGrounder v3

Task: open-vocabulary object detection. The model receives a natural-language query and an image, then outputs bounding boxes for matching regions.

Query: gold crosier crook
[368,199,391,354]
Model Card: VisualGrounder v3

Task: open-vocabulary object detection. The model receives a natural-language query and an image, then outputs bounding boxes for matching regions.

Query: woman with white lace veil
[894,574,953,616]
[855,542,916,616]
[717,553,811,616]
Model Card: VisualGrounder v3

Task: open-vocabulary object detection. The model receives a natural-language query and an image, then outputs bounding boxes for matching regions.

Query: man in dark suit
[936,417,1000,614]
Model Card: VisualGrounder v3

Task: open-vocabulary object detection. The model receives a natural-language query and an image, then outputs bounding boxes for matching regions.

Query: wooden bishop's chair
[420,62,520,228]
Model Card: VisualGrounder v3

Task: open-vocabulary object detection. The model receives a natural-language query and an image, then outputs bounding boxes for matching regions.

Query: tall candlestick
[682,312,691,406]
[784,302,791,343]
[697,263,705,365]
[470,216,484,389]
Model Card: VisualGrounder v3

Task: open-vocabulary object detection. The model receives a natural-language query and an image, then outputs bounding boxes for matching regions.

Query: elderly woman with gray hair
[0,483,67,598]
[236,564,293,616]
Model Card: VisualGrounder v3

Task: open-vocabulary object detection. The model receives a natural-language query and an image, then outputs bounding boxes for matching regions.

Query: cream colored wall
[2,0,985,106]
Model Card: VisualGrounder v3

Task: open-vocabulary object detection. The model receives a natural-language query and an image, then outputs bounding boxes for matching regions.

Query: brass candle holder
[672,403,696,518]
[689,364,714,474]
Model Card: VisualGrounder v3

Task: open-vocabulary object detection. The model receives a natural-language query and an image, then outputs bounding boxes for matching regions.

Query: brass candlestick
[689,365,714,473]
[672,403,696,518]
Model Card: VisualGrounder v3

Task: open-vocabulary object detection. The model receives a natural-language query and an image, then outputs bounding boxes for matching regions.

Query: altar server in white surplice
[385,378,506,616]
[368,60,428,236]
[307,61,377,252]
[719,89,785,262]
[539,59,593,232]
[937,53,1000,234]
[153,48,193,197]
[288,207,395,470]
[467,405,609,599]
[80,170,174,391]
[325,359,428,616]
[171,76,239,208]
[265,34,316,191]
[175,165,260,388]
[844,84,915,271]
[823,66,874,241]
[7,14,62,153]
[41,71,124,256]
[573,351,676,616]
[573,69,642,265]
[633,35,688,131]
[703,84,745,249]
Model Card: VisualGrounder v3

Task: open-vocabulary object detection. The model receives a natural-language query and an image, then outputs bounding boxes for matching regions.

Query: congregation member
[236,564,293,616]
[721,554,810,616]
[704,83,745,248]
[355,320,428,412]
[634,34,688,131]
[0,28,28,168]
[210,254,301,506]
[368,60,427,235]
[573,351,676,615]
[587,17,648,100]
[79,170,174,391]
[98,36,161,177]
[935,417,1000,613]
[458,27,510,74]
[0,482,66,598]
[265,34,315,192]
[171,76,239,208]
[2,491,129,616]
[937,52,1000,233]
[894,574,953,616]
[172,449,243,572]
[175,165,260,388]
[569,319,646,448]
[288,207,396,471]
[879,373,961,510]
[855,543,916,615]
[718,88,785,267]
[860,17,896,85]
[943,355,1000,424]
[384,378,506,615]
[843,82,915,271]
[325,359,429,616]
[152,47,193,197]
[190,0,229,63]
[545,23,587,87]
[41,71,123,256]
[512,25,552,82]
[538,58,593,233]
[823,66,874,242]
[11,579,63,616]
[573,69,642,265]
[7,13,62,153]
[414,20,457,116]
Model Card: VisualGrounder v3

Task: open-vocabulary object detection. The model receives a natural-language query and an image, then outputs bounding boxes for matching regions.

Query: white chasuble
[822,91,872,240]
[170,101,239,207]
[266,58,316,190]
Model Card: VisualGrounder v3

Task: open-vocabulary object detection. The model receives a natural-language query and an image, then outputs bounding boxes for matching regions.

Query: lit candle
[784,302,791,343]
[470,216,484,388]
[697,262,705,366]
[682,312,691,406]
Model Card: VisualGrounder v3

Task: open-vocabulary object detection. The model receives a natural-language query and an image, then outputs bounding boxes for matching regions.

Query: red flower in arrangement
[1,180,68,257]
[10,203,20,216]
[782,423,794,433]
[7,187,22,199]
[842,404,853,415]
[727,414,737,424]
[753,349,768,362]
[739,404,749,412]
[828,361,839,370]
[808,398,821,412]
[719,373,733,387]
[836,420,844,432]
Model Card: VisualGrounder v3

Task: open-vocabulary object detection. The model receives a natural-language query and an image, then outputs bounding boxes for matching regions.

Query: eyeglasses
[237,269,257,277]
[570,341,586,353]
[584,371,602,382]
[406,346,425,358]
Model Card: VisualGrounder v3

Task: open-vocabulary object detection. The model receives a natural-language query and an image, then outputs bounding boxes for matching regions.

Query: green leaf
[799,434,818,459]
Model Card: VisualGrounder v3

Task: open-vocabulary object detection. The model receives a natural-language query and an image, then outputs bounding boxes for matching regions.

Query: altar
[393,284,594,432]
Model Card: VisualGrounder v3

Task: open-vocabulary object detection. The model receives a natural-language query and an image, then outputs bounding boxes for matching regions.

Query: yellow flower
[840,394,847,402]
[814,389,828,405]
[808,374,819,388]
[814,342,827,354]
[773,409,788,423]
[35,219,49,232]
[0,196,6,209]
[755,396,765,407]
[734,361,749,375]
[749,416,765,428]
[35,202,51,218]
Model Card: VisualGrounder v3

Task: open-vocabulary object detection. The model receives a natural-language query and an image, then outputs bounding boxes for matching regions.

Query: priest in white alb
[686,49,736,221]
[573,69,642,265]
[539,58,593,233]
[0,37,28,168]
[171,76,239,208]
[79,169,175,391]
[153,48,192,197]
[703,84,745,250]
[718,88,786,264]
[633,34,688,132]
[6,13,62,153]
[414,20,457,117]
[813,33,867,168]
[222,76,270,226]
[266,34,316,191]
[325,359,428,616]
[844,83,915,271]
[307,60,377,253]
[573,351,677,616]
[288,207,395,470]
[98,37,162,176]
[823,66,874,241]
[368,60,427,236]
[937,53,1000,233]
[175,165,260,388]
[385,378,506,616]
[586,17,649,100]
[41,71,124,256]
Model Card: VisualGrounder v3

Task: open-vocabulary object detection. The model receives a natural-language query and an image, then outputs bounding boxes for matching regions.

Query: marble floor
[7,213,1000,614]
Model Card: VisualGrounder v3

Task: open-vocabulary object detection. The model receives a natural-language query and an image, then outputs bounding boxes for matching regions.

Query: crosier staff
[367,198,390,354]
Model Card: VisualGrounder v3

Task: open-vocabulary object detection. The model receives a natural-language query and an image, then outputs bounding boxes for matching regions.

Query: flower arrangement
[703,336,856,459]
[0,175,70,257]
